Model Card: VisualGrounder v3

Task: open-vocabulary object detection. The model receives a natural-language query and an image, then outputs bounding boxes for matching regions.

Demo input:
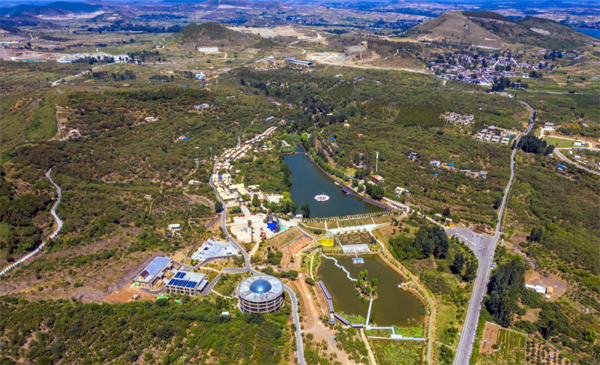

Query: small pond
[318,254,423,327]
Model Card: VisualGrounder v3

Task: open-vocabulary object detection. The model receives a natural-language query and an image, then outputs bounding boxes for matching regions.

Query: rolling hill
[169,22,259,51]
[408,11,598,49]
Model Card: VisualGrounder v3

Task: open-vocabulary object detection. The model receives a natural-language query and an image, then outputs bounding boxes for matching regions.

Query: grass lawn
[370,338,424,365]
[435,300,460,346]
[542,136,589,149]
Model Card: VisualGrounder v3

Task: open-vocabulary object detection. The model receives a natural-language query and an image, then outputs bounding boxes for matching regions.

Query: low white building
[198,47,219,54]
[525,284,546,294]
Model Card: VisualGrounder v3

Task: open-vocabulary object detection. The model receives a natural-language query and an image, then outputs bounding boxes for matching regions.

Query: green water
[318,255,422,327]
[283,147,383,218]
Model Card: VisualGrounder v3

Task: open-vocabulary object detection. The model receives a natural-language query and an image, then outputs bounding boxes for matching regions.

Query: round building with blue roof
[238,275,284,313]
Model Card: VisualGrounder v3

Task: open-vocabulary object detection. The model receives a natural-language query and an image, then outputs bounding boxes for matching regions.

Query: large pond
[317,255,423,327]
[574,28,600,39]
[283,147,383,218]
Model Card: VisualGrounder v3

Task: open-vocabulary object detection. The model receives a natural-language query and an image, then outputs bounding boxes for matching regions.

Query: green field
[542,136,589,149]
[478,328,527,365]
[370,338,424,365]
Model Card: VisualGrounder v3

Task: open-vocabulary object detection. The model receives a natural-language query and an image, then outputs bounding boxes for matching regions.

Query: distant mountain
[1,1,102,17]
[169,22,259,51]
[161,0,251,8]
[39,2,102,13]
[408,11,598,49]
[1,4,33,16]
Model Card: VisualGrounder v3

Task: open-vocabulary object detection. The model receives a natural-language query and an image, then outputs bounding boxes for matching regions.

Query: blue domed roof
[250,279,272,294]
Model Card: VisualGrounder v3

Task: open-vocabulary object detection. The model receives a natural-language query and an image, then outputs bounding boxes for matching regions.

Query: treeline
[0,296,292,364]
[174,70,194,79]
[485,259,525,327]
[389,225,449,260]
[516,135,554,155]
[128,50,163,62]
[91,23,184,34]
[72,56,114,65]
[92,70,136,81]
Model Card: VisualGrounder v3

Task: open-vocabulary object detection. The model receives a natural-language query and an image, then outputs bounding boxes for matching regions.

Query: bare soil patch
[105,284,156,303]
[268,227,304,248]
[522,308,541,323]
[525,271,568,301]
[281,236,313,270]
[480,322,500,355]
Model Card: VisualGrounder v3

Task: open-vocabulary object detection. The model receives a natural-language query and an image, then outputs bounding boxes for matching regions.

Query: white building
[198,47,219,54]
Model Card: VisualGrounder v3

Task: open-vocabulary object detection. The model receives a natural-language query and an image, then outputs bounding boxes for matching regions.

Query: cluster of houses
[441,112,474,126]
[475,126,513,146]
[430,160,488,179]
[428,52,551,86]
[211,126,277,204]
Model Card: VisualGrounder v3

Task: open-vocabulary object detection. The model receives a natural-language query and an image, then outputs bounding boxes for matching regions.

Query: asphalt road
[554,149,600,176]
[0,168,63,276]
[210,159,306,365]
[452,101,534,365]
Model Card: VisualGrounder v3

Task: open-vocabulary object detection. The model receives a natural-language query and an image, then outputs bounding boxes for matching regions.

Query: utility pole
[375,151,379,173]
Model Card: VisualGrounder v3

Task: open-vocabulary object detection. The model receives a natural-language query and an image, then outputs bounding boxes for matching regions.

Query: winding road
[452,101,534,365]
[0,168,63,276]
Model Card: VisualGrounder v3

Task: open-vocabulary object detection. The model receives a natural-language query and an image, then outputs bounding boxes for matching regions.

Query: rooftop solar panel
[186,281,193,288]
[168,279,175,286]
[190,281,197,288]
[176,272,185,279]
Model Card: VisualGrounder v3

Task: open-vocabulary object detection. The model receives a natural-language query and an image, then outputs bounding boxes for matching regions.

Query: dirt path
[296,279,356,364]
[360,329,377,365]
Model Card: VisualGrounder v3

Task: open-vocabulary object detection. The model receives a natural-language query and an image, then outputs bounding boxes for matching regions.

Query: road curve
[452,101,534,365]
[554,149,600,176]
[0,168,63,276]
[209,159,306,365]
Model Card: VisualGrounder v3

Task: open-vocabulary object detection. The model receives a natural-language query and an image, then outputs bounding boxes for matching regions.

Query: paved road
[0,168,63,276]
[50,63,111,87]
[209,159,306,365]
[554,149,600,176]
[452,101,534,365]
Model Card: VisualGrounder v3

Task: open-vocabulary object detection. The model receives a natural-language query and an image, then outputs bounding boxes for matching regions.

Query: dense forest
[0,295,292,364]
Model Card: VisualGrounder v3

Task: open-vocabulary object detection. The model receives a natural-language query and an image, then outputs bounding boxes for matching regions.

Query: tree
[157,325,173,340]
[529,227,544,242]
[451,252,465,274]
[252,194,260,207]
[464,260,478,282]
[215,201,224,213]
[585,329,598,342]
[366,183,384,200]
[301,204,310,218]
[442,207,450,217]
